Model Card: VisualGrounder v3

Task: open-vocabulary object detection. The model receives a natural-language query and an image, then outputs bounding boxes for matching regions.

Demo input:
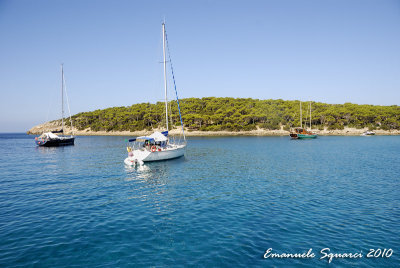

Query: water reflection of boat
[125,23,186,166]
[35,64,75,147]
[125,160,173,184]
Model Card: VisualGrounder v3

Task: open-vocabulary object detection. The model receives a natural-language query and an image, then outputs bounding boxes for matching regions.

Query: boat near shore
[290,101,318,139]
[361,131,376,136]
[290,127,318,139]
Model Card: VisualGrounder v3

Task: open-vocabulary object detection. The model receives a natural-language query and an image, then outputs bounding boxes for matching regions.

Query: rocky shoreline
[27,121,400,136]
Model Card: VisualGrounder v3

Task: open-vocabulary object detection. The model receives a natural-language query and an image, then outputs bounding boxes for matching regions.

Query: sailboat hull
[124,144,185,165]
[297,134,317,139]
[36,137,75,147]
[143,145,185,161]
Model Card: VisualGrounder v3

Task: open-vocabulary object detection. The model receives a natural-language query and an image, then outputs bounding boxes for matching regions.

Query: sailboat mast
[300,101,302,129]
[61,64,64,134]
[162,23,169,131]
[309,102,312,130]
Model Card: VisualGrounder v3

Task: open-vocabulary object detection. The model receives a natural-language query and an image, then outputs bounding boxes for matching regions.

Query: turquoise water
[0,133,399,267]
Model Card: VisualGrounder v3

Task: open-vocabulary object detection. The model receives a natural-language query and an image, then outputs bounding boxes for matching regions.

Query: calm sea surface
[0,133,399,267]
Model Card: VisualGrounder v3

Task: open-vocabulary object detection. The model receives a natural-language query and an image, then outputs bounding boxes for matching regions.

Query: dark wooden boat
[290,101,318,140]
[290,127,318,139]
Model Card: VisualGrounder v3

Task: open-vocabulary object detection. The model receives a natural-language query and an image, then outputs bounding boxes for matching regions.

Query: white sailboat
[124,23,186,166]
[361,131,375,136]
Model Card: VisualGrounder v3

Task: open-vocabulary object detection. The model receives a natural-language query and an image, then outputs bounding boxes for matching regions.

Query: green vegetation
[66,97,400,132]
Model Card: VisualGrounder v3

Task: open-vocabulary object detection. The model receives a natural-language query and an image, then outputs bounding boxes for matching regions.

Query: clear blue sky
[0,0,399,132]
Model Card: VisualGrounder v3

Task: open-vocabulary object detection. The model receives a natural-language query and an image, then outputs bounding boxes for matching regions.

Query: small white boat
[361,131,376,136]
[125,22,186,166]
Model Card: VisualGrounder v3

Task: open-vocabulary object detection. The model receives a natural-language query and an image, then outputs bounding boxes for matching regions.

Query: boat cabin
[127,131,169,153]
[38,132,60,140]
[291,127,310,134]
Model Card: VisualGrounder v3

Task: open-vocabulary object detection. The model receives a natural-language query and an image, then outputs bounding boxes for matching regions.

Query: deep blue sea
[0,133,399,267]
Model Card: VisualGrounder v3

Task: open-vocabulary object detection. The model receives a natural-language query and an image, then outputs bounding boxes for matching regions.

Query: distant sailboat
[290,101,318,139]
[361,131,375,136]
[35,64,75,146]
[124,22,186,165]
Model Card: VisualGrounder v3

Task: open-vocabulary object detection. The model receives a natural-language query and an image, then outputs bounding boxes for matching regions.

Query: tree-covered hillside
[67,97,400,132]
